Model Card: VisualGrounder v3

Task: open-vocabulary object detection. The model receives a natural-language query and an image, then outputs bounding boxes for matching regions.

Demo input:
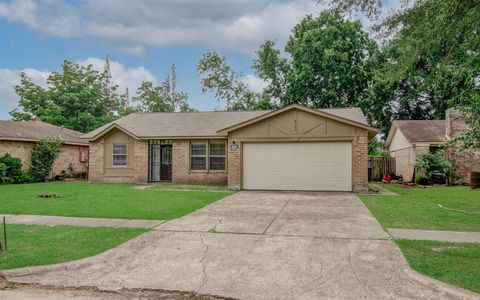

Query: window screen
[113,144,128,166]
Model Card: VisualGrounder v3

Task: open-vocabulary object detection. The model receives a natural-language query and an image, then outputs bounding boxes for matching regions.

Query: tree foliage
[10,59,195,132]
[29,137,62,182]
[11,59,120,132]
[196,51,274,111]
[317,0,480,147]
[134,64,193,112]
[198,12,377,113]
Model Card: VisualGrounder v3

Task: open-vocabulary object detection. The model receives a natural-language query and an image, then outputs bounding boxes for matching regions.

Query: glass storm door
[151,145,161,182]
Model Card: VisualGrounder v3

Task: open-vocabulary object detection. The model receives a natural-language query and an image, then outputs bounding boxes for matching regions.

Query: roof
[0,120,88,146]
[385,120,446,146]
[82,105,372,140]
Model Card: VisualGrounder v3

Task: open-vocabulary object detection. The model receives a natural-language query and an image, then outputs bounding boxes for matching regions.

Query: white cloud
[0,58,157,119]
[0,0,323,55]
[0,68,50,119]
[240,74,269,93]
[76,57,157,95]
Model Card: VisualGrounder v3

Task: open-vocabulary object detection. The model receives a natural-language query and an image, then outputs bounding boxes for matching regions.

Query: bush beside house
[0,137,62,184]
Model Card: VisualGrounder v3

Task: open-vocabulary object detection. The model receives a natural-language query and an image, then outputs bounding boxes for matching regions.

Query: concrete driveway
[4,192,479,300]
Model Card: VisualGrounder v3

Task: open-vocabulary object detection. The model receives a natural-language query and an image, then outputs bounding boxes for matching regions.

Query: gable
[229,108,368,139]
[389,128,411,151]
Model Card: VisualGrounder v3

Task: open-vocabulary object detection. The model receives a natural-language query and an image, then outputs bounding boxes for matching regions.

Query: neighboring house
[82,104,378,192]
[385,109,480,183]
[0,120,89,176]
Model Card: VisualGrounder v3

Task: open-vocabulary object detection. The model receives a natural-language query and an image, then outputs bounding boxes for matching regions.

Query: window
[190,140,226,171]
[209,141,226,170]
[190,141,207,170]
[112,144,128,167]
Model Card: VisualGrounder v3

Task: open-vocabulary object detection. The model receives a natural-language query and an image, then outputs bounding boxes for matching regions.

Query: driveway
[4,192,479,299]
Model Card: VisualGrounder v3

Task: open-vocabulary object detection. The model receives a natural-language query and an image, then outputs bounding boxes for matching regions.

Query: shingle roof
[0,120,88,145]
[394,120,446,143]
[82,107,370,140]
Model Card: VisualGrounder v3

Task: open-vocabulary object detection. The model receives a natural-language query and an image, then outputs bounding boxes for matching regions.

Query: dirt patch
[37,194,62,199]
[431,246,463,252]
[4,283,237,299]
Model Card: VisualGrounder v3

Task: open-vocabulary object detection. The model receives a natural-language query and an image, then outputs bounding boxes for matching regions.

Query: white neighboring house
[385,110,480,183]
[385,120,445,182]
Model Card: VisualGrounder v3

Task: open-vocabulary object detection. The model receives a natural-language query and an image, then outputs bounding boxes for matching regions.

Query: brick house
[385,109,480,183]
[0,120,89,176]
[82,104,379,192]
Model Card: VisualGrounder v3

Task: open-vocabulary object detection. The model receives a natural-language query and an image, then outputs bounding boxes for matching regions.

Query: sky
[0,0,401,120]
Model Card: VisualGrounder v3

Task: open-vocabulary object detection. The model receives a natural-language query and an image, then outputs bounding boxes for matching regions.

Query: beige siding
[388,129,411,152]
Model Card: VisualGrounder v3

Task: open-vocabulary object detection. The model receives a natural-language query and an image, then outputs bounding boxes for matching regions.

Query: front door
[160,145,172,181]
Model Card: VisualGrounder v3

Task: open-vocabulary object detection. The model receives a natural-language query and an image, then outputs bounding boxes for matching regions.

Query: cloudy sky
[0,0,400,120]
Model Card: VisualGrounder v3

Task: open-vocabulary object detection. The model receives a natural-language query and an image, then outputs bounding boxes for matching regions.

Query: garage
[242,142,352,191]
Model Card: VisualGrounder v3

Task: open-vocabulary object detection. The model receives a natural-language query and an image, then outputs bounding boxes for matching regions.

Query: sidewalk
[0,214,164,228]
[388,228,480,243]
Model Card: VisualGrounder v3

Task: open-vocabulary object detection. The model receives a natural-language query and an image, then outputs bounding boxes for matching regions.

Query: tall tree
[11,60,117,132]
[198,12,377,112]
[271,12,377,109]
[317,0,480,147]
[134,64,194,112]
[99,55,120,117]
[197,51,274,111]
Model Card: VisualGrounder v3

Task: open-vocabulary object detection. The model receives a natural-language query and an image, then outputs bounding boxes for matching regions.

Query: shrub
[29,137,62,182]
[0,163,7,183]
[0,154,25,183]
[414,151,453,184]
[415,175,429,185]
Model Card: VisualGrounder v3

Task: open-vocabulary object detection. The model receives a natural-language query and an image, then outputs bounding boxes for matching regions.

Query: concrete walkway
[0,214,164,228]
[388,228,480,243]
[4,192,479,300]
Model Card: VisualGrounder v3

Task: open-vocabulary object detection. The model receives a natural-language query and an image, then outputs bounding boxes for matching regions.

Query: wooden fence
[369,157,396,181]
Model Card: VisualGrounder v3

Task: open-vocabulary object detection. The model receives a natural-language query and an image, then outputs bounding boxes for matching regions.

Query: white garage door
[242,142,352,191]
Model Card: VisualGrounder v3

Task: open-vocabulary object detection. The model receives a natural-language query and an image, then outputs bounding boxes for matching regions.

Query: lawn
[0,182,232,220]
[0,224,148,270]
[359,185,480,231]
[396,240,480,293]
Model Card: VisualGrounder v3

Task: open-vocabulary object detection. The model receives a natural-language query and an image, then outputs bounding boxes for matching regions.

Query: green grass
[396,240,480,293]
[0,182,232,220]
[359,185,480,231]
[147,183,229,191]
[0,224,148,270]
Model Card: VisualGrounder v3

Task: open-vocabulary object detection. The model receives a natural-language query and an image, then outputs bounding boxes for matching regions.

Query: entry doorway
[149,140,172,182]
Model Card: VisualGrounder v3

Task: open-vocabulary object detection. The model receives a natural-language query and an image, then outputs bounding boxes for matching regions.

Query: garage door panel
[243,142,352,191]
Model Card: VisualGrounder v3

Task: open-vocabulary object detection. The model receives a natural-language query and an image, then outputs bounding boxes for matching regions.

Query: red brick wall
[445,110,480,183]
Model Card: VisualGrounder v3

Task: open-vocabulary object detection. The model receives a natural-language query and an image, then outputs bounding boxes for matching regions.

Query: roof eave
[82,123,139,141]
[216,104,379,135]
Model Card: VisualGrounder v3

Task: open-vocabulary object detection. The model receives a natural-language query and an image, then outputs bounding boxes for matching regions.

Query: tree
[100,55,121,117]
[10,59,123,132]
[198,12,377,112]
[134,64,194,112]
[196,51,272,111]
[317,0,480,146]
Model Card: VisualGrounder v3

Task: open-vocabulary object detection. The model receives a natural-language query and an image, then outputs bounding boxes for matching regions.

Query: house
[82,104,378,192]
[385,109,480,183]
[0,120,89,176]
